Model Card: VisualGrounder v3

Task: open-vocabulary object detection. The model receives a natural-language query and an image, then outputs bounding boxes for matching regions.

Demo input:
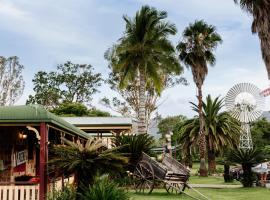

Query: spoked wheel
[133,161,155,194]
[164,181,184,194]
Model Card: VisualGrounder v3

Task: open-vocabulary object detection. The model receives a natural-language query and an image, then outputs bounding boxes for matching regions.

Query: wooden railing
[0,183,39,200]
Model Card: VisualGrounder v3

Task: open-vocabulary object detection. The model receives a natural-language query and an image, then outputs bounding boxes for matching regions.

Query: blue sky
[0,0,269,117]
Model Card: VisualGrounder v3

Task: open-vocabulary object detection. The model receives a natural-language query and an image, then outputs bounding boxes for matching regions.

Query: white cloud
[1,0,269,117]
[0,1,30,20]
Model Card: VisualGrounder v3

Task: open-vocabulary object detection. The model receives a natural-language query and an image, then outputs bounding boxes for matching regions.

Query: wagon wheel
[164,181,184,194]
[133,160,155,194]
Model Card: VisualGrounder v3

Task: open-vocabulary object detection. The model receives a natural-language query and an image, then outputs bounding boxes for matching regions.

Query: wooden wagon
[133,152,209,200]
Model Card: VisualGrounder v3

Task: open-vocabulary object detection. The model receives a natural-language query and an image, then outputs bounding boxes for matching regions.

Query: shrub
[228,148,263,187]
[113,134,154,170]
[47,185,76,200]
[80,174,129,200]
[49,138,128,198]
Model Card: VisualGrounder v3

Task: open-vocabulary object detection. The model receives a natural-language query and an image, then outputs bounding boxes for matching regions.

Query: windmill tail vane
[260,87,270,97]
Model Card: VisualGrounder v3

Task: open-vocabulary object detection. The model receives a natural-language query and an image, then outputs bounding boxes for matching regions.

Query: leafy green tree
[158,115,187,139]
[106,5,182,134]
[234,0,270,79]
[177,20,222,176]
[50,102,111,117]
[27,61,102,108]
[27,71,60,108]
[0,56,25,105]
[50,138,128,199]
[88,109,111,117]
[178,95,240,174]
[251,118,270,149]
[51,102,89,116]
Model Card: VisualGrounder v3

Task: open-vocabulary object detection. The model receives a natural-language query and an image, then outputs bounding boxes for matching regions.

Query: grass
[129,188,270,200]
[189,176,240,185]
[189,163,224,175]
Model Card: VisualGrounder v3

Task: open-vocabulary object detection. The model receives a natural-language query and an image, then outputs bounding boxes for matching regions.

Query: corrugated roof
[62,117,132,126]
[0,105,89,139]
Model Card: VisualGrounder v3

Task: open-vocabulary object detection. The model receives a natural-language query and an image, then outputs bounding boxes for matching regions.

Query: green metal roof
[0,105,89,139]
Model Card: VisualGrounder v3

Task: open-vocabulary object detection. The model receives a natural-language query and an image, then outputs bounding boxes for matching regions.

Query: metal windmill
[225,83,265,150]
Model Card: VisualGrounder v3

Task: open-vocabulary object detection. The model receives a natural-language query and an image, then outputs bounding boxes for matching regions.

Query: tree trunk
[208,149,216,175]
[185,150,193,168]
[138,67,147,134]
[197,84,207,176]
[255,11,270,79]
[242,163,254,187]
[224,164,232,183]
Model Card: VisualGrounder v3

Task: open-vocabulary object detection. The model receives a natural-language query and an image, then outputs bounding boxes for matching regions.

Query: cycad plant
[228,148,264,187]
[113,134,154,170]
[49,138,128,198]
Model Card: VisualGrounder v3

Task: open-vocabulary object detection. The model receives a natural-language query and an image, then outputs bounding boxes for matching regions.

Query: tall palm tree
[234,0,270,79]
[106,5,182,134]
[177,20,222,176]
[178,95,239,174]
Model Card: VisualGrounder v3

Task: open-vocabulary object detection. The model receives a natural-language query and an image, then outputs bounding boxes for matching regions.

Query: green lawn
[189,163,224,175]
[189,176,240,185]
[129,188,270,200]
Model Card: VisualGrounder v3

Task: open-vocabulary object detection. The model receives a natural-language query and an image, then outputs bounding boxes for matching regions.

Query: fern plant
[81,174,129,200]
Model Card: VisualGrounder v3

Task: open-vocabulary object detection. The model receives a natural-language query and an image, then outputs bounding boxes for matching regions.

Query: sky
[0,0,269,118]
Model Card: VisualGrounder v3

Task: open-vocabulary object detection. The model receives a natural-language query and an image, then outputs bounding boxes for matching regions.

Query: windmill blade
[225,83,265,123]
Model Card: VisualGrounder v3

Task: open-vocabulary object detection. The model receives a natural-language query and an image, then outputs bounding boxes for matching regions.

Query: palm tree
[177,20,222,176]
[178,95,239,174]
[234,0,270,79]
[106,5,182,134]
[192,95,240,174]
[49,138,128,198]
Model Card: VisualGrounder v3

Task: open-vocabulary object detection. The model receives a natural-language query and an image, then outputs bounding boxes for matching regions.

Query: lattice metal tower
[225,83,264,150]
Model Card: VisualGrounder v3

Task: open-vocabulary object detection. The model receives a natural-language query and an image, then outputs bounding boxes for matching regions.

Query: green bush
[228,148,263,187]
[47,185,76,200]
[81,174,129,200]
[113,175,134,187]
[113,133,154,170]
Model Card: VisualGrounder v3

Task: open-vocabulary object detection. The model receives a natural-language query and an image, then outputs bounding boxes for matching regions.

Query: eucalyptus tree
[178,95,239,174]
[106,5,182,134]
[177,20,222,176]
[27,61,102,108]
[0,56,25,105]
[234,0,270,79]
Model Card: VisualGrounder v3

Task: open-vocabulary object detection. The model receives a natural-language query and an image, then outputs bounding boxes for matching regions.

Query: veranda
[0,105,89,200]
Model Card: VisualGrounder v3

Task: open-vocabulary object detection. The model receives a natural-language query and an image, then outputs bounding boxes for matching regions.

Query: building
[62,117,133,148]
[0,105,89,200]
